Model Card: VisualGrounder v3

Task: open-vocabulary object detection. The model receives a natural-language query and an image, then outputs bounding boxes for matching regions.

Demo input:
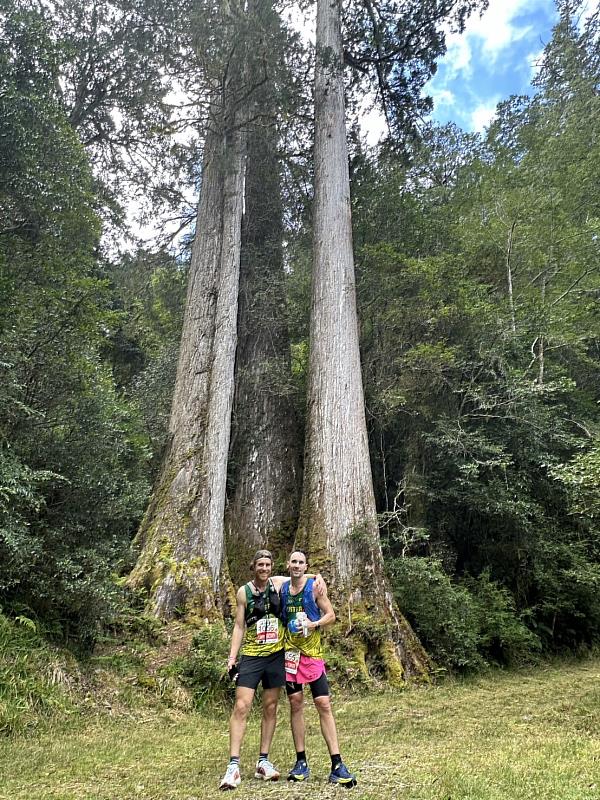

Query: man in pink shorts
[281,550,357,787]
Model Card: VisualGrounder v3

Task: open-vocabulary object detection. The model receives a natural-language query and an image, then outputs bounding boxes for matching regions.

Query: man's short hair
[288,549,308,564]
[251,549,273,566]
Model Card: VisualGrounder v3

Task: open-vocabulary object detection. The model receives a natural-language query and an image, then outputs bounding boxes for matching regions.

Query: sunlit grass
[1,659,598,800]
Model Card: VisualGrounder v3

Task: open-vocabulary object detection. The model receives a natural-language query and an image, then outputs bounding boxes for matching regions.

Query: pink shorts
[285,653,326,683]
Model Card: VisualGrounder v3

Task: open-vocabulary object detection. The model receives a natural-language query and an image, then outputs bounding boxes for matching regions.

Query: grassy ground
[1,658,598,800]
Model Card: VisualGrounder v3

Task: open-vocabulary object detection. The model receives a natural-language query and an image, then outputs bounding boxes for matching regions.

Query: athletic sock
[296,751,307,763]
[259,753,269,762]
[229,757,240,765]
[331,754,342,770]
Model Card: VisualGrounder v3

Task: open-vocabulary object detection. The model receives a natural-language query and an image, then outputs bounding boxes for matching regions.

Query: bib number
[285,649,301,675]
[256,616,279,644]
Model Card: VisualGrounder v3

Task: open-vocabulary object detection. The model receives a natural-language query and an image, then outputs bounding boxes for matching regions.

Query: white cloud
[442,34,474,80]
[470,101,499,132]
[525,47,545,82]
[576,0,598,29]
[429,87,456,108]
[443,0,550,71]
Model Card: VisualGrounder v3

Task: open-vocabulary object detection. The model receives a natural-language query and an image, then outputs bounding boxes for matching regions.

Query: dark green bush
[390,557,541,672]
[391,557,483,672]
[175,624,234,709]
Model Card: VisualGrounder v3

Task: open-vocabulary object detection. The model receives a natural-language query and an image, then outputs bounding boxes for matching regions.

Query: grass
[0,658,599,800]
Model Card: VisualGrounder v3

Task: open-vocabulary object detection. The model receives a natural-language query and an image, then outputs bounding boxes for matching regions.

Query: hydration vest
[244,579,282,627]
[280,577,321,624]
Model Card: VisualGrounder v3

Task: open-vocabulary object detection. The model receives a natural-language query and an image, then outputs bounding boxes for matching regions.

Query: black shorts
[237,650,285,690]
[286,672,330,699]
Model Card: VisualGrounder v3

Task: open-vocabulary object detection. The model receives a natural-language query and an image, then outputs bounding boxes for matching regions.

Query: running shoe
[254,758,280,781]
[219,761,241,790]
[287,759,310,782]
[328,762,357,788]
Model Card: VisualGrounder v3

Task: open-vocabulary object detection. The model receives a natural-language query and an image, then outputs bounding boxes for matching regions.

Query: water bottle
[297,611,309,637]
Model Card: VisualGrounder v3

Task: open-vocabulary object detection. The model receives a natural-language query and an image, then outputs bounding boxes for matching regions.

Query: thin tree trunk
[538,274,546,385]
[225,116,301,584]
[506,220,517,333]
[296,0,429,682]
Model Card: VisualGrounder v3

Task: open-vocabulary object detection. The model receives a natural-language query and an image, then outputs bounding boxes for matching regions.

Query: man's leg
[288,687,306,752]
[254,686,282,781]
[314,694,340,755]
[312,683,357,787]
[259,686,281,754]
[220,686,255,789]
[229,686,255,757]
[286,684,310,782]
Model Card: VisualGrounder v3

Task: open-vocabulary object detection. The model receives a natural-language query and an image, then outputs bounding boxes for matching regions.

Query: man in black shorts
[219,550,324,791]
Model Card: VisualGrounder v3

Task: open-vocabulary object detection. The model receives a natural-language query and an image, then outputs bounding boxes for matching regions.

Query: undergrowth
[0,611,75,735]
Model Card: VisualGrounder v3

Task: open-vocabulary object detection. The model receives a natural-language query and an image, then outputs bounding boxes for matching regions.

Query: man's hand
[314,573,328,597]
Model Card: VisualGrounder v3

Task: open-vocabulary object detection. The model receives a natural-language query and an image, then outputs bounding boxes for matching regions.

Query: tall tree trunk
[128,97,247,620]
[296,0,429,681]
[225,115,302,585]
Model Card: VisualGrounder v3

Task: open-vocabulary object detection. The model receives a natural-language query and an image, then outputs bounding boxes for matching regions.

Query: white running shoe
[219,761,241,790]
[254,758,280,781]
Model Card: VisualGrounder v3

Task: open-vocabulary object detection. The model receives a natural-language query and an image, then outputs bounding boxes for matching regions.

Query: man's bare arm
[311,591,335,629]
[271,573,327,595]
[227,586,247,668]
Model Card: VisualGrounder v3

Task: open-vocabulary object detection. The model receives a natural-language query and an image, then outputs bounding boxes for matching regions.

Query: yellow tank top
[283,583,323,659]
[240,581,284,657]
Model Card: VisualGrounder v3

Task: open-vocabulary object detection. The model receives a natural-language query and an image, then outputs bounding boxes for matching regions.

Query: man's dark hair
[288,549,309,564]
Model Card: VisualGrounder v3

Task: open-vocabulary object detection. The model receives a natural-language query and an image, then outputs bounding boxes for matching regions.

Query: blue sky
[427,0,596,132]
[350,0,597,142]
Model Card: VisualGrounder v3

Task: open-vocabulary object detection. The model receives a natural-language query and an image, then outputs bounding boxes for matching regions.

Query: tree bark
[128,97,247,620]
[296,0,429,681]
[225,115,302,585]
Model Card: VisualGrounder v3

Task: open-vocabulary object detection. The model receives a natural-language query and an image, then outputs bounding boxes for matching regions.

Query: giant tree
[295,0,427,681]
[128,1,252,619]
[225,106,303,584]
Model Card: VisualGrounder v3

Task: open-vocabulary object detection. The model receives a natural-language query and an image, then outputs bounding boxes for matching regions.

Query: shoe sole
[219,783,240,791]
[254,773,280,781]
[328,778,357,788]
[287,774,309,782]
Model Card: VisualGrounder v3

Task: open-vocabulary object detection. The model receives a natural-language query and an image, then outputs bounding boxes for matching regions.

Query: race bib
[285,649,301,675]
[256,616,279,644]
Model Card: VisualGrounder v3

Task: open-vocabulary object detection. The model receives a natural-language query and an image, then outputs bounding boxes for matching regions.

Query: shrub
[0,611,73,735]
[390,557,483,672]
[390,557,541,672]
[174,624,234,709]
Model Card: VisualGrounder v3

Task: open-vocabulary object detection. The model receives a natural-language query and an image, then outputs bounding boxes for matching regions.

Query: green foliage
[0,611,73,735]
[390,557,483,671]
[344,9,600,663]
[173,625,234,709]
[463,571,542,663]
[390,558,541,672]
[0,5,152,641]
[551,441,600,518]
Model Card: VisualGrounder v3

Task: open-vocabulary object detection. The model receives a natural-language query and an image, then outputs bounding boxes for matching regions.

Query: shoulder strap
[303,577,322,622]
[244,582,254,622]
[280,580,291,623]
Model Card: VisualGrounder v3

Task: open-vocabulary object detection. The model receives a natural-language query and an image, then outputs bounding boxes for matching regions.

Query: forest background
[1,0,599,730]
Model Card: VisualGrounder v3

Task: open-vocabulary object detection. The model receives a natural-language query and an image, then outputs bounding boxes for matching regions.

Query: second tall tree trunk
[225,117,302,585]
[297,0,429,681]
